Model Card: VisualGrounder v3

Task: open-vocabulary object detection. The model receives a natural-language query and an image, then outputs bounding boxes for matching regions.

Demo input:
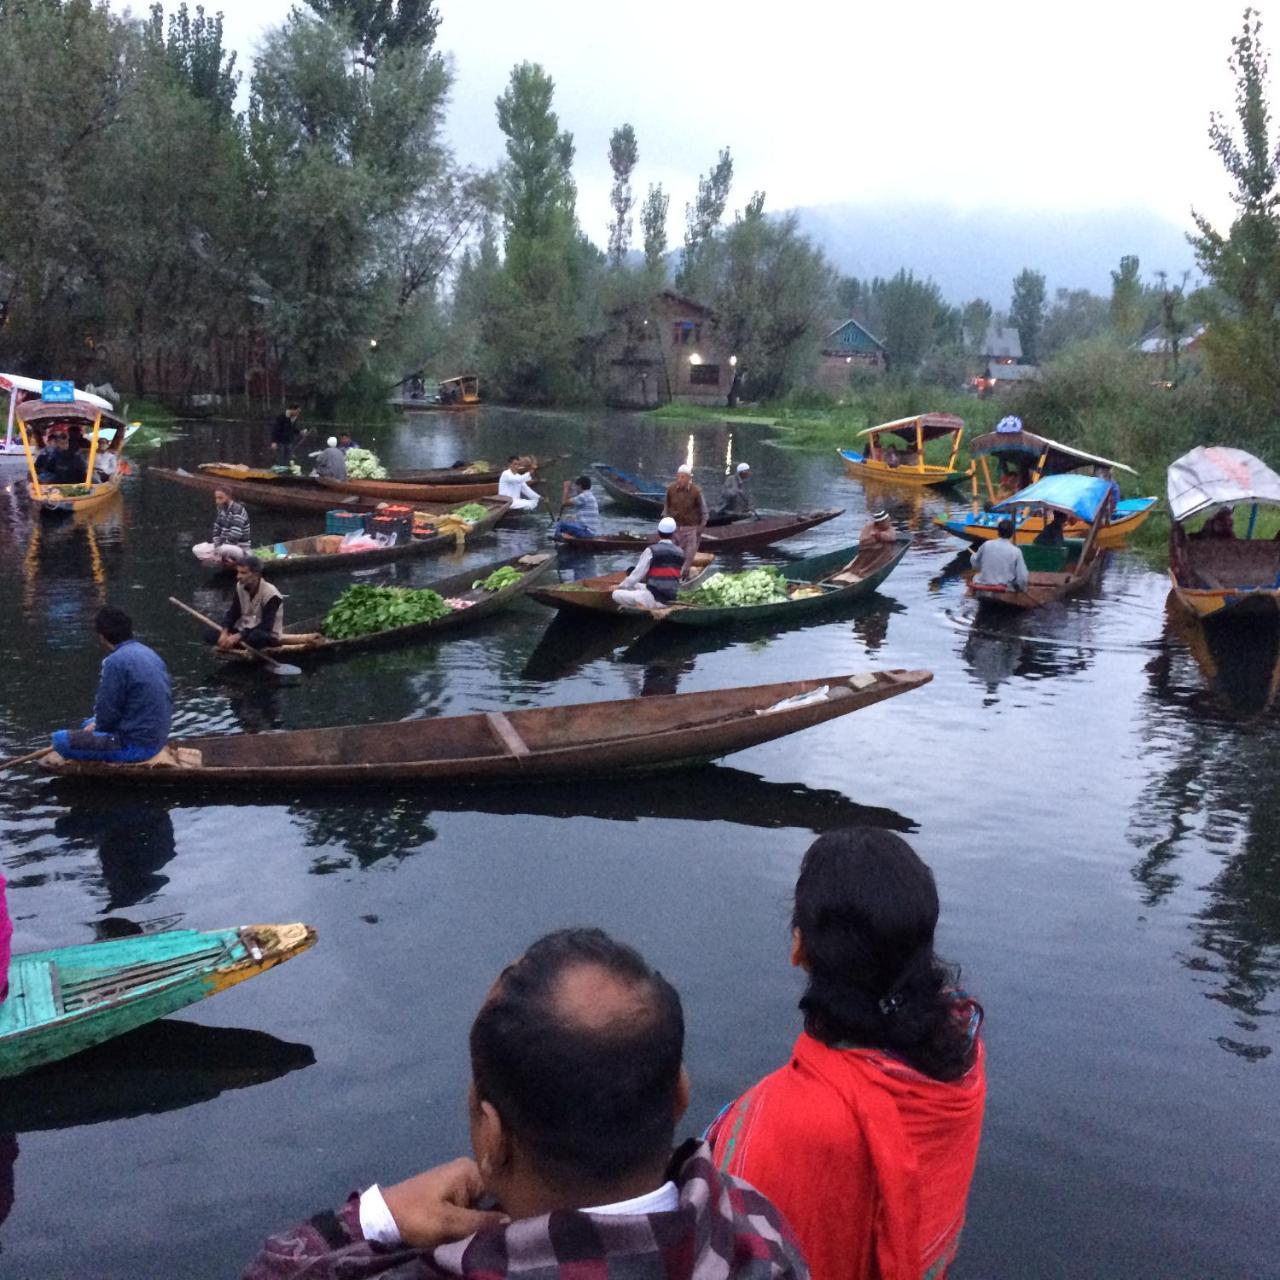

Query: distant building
[1135,322,1207,356]
[814,319,887,395]
[968,324,1034,396]
[602,290,734,408]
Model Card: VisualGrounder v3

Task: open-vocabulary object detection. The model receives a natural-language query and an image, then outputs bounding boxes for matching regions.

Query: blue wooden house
[816,319,887,394]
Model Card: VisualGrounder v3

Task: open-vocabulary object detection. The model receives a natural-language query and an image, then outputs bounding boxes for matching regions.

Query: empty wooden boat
[838,413,969,489]
[967,474,1109,610]
[0,923,316,1079]
[151,466,373,512]
[557,509,843,553]
[213,552,556,663]
[225,497,510,577]
[1168,446,1280,621]
[43,669,933,786]
[313,475,505,503]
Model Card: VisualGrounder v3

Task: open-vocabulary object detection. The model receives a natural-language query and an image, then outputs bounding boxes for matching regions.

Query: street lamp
[369,338,378,349]
[689,352,702,365]
[729,354,738,367]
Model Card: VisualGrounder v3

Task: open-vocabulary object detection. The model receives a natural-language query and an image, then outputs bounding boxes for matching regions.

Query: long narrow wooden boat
[314,475,504,503]
[967,474,1108,610]
[0,923,316,1079]
[1167,446,1280,621]
[642,537,910,628]
[591,462,743,525]
[528,552,718,616]
[558,509,844,554]
[838,413,970,489]
[197,462,314,483]
[227,496,510,577]
[43,669,933,786]
[215,552,556,663]
[151,466,373,512]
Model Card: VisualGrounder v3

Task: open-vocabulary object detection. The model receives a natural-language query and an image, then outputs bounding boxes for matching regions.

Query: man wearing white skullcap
[611,517,687,612]
[311,435,348,480]
[718,461,754,518]
[661,466,707,574]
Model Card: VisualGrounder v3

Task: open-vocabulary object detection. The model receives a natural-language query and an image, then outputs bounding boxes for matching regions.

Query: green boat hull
[665,538,909,628]
[0,924,315,1078]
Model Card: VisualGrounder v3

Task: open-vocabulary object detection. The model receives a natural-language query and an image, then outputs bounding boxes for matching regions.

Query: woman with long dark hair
[708,828,985,1280]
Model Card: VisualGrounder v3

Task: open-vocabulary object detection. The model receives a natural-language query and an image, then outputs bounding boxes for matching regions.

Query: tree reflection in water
[1133,602,1280,1060]
[288,797,439,872]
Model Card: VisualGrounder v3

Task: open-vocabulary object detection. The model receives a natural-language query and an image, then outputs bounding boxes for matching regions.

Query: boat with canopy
[0,374,130,472]
[967,473,1110,610]
[16,394,131,514]
[393,373,480,410]
[1167,446,1280,621]
[935,416,1156,547]
[838,413,969,488]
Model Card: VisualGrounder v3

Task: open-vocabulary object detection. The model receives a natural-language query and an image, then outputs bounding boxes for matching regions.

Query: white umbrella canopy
[1167,446,1280,523]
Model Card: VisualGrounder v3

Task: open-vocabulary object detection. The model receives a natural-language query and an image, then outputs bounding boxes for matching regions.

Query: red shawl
[709,1031,985,1280]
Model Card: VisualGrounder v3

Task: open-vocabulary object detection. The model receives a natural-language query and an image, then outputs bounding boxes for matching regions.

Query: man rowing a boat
[972,519,1029,592]
[554,475,599,538]
[243,928,806,1280]
[193,489,252,565]
[717,461,754,517]
[662,464,708,573]
[611,517,685,612]
[49,607,173,763]
[214,558,285,651]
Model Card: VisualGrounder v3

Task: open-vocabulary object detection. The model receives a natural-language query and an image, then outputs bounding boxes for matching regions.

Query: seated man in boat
[858,509,897,547]
[972,519,1029,592]
[611,518,685,611]
[311,436,348,480]
[338,432,360,451]
[717,461,754,517]
[243,928,805,1280]
[499,456,541,511]
[662,465,708,574]
[554,475,600,538]
[193,488,252,565]
[1033,511,1068,546]
[1191,507,1237,540]
[213,558,285,651]
[49,607,172,763]
[34,428,86,486]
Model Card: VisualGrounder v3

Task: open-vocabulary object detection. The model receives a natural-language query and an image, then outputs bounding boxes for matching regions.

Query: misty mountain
[791,203,1199,305]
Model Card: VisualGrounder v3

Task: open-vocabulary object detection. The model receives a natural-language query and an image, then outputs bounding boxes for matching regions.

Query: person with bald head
[244,928,808,1280]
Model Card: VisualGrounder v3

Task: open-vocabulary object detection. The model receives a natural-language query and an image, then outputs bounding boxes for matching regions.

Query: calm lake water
[0,408,1276,1278]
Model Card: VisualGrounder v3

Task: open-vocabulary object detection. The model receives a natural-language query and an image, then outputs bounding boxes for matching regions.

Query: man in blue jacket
[51,607,172,762]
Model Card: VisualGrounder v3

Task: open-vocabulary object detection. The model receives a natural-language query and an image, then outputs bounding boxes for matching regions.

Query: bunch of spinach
[322,584,450,639]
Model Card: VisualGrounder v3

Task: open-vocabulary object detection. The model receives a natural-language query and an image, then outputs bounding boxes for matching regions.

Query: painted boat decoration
[43,670,933,786]
[0,923,316,1079]
[935,420,1156,547]
[1167,445,1280,621]
[213,552,556,663]
[556,509,844,553]
[838,413,969,488]
[967,473,1109,610]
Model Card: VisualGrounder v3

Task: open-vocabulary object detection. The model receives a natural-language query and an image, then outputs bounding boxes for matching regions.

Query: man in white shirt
[499,456,540,510]
[242,929,808,1280]
[972,518,1029,592]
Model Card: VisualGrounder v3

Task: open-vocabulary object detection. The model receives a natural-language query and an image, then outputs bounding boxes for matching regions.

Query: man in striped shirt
[193,489,252,565]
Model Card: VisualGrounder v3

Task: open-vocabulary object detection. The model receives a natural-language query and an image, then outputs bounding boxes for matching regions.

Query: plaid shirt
[241,1140,807,1280]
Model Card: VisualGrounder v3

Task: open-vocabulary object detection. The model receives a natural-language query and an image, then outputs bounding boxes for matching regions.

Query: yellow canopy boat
[17,393,130,515]
[838,413,969,488]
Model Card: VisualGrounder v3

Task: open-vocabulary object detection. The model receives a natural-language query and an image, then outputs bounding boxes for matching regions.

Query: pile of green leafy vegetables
[451,503,488,522]
[321,584,450,638]
[251,546,280,560]
[679,567,788,608]
[345,448,387,479]
[473,565,522,592]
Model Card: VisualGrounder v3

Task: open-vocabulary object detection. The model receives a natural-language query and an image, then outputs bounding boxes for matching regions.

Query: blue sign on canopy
[994,473,1113,522]
[41,381,75,403]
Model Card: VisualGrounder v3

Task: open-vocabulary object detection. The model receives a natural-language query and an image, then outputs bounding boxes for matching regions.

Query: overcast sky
[200,0,1254,244]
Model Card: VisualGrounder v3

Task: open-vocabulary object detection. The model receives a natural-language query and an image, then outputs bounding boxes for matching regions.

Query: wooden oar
[0,745,53,772]
[167,597,302,678]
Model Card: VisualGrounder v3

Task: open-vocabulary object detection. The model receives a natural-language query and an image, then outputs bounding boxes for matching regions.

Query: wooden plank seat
[485,712,530,758]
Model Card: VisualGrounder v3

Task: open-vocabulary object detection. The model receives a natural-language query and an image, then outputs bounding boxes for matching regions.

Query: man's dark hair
[287,402,301,411]
[506,455,519,465]
[470,928,684,1184]
[996,519,1015,539]
[95,606,133,645]
[575,475,591,490]
[242,555,263,574]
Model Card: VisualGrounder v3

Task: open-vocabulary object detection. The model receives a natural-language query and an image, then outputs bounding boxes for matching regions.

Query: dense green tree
[1191,6,1280,418]
[1010,267,1047,363]
[871,270,947,372]
[143,3,239,118]
[1109,254,1146,338]
[835,275,864,317]
[305,0,439,64]
[606,124,639,266]
[676,147,732,295]
[961,298,993,352]
[640,183,669,279]
[1041,287,1110,359]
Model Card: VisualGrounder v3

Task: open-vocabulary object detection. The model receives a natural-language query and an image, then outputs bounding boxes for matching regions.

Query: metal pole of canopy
[1247,503,1259,538]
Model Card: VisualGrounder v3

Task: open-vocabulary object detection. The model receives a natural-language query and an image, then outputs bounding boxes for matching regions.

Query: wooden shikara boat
[214,552,556,663]
[229,497,510,577]
[0,923,316,1079]
[591,463,744,525]
[528,552,718,616]
[639,537,910,628]
[838,413,970,489]
[967,474,1108,610]
[935,421,1156,548]
[197,462,313,483]
[314,475,505,503]
[43,669,933,786]
[17,399,130,515]
[558,509,844,554]
[151,466,373,512]
[393,372,481,411]
[1167,446,1280,621]
[393,463,501,485]
[0,373,115,473]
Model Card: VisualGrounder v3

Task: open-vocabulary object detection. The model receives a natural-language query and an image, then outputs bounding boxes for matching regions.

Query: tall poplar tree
[640,183,669,278]
[606,124,639,266]
[1010,268,1047,363]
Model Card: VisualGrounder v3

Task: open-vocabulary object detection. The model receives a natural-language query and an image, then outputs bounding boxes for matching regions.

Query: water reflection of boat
[52,802,178,912]
[959,609,1094,697]
[521,612,653,680]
